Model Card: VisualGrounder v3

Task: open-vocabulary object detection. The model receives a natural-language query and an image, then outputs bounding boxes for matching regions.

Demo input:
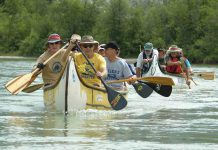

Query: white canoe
[43,56,128,112]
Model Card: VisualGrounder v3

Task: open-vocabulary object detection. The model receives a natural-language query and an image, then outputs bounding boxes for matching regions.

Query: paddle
[22,83,44,93]
[76,43,127,110]
[139,81,172,97]
[191,72,215,80]
[132,82,153,98]
[5,43,69,95]
[107,76,175,86]
[21,69,153,94]
[179,65,191,89]
[108,76,153,98]
[190,77,198,86]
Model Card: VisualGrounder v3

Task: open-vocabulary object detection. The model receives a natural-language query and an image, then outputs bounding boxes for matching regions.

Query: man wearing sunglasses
[74,35,107,87]
[34,33,81,86]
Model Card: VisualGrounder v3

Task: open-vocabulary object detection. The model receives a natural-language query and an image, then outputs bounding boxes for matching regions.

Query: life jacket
[166,57,182,74]
[141,51,153,75]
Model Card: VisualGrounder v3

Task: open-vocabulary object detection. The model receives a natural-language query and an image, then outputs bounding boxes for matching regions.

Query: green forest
[0,0,217,64]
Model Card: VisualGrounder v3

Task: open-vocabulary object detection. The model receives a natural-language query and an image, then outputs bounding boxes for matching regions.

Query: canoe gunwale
[73,57,128,94]
[43,56,128,94]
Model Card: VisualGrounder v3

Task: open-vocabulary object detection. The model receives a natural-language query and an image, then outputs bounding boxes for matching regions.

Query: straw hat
[79,35,99,51]
[167,45,182,53]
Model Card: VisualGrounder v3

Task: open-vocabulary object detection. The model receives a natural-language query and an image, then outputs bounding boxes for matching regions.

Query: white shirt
[136,49,158,69]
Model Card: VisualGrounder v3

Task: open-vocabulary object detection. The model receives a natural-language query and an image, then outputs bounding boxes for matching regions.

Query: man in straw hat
[73,35,107,87]
[35,33,81,86]
[135,42,158,77]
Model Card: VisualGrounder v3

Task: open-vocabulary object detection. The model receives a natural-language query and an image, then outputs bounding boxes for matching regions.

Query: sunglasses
[83,44,94,48]
[49,42,60,45]
[72,46,78,51]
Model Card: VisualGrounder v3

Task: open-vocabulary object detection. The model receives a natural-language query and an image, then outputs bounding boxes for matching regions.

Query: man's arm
[61,34,81,61]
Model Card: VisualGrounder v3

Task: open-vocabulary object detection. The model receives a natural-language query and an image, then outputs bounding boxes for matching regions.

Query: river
[0,57,218,150]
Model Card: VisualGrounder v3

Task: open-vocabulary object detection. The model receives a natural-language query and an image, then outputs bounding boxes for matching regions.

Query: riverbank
[0,56,36,60]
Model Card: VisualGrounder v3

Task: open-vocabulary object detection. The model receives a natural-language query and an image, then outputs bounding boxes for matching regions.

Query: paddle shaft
[35,43,69,72]
[22,83,44,93]
[106,76,174,86]
[5,43,69,95]
[75,43,107,87]
[180,65,191,89]
[30,43,70,80]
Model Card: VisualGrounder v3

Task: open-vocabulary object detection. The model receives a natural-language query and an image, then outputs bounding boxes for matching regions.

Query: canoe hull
[43,57,128,112]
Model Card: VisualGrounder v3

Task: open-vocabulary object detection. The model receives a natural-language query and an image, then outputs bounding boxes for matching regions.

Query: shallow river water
[0,57,218,150]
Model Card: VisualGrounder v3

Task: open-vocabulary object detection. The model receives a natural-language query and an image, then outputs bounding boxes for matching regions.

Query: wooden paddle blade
[140,76,175,86]
[146,82,172,97]
[22,83,44,93]
[5,73,36,95]
[132,83,153,98]
[106,86,127,110]
[192,72,215,80]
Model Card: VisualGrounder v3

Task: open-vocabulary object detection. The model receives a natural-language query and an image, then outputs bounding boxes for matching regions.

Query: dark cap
[157,48,166,51]
[105,41,120,50]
